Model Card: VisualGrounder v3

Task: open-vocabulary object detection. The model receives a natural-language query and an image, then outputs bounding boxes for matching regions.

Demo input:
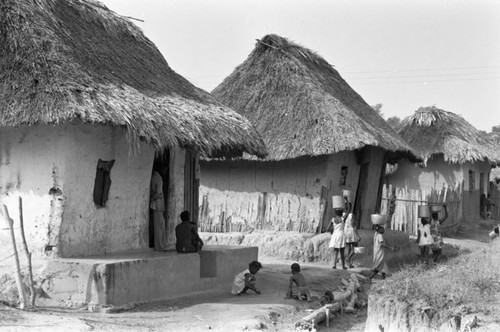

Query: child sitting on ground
[416,217,432,264]
[231,260,262,295]
[285,263,312,301]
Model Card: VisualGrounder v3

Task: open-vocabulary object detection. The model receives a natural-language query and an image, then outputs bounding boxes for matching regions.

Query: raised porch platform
[43,245,257,306]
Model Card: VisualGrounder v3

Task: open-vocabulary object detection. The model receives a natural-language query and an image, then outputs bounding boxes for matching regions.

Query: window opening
[93,159,115,207]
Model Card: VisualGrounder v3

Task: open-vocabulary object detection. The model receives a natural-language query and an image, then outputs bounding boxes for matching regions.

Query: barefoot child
[416,217,432,264]
[285,263,312,301]
[369,225,396,280]
[344,212,360,268]
[430,204,448,263]
[231,261,262,295]
[327,196,351,270]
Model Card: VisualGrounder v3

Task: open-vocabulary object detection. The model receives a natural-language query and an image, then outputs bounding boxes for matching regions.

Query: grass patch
[371,247,500,321]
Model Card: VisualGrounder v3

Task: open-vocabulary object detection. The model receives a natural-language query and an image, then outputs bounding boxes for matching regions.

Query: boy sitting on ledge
[175,210,204,253]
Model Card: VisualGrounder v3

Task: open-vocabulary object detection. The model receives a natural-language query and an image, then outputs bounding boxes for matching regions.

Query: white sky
[101,0,500,131]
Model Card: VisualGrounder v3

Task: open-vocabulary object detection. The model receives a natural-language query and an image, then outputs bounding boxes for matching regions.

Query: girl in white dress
[416,217,433,264]
[344,213,360,268]
[327,196,351,269]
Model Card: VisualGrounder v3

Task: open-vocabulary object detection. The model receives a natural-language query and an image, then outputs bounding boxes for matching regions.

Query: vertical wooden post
[18,197,36,307]
[1,204,26,309]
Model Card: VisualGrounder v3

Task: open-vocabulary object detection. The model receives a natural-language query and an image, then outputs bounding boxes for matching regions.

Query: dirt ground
[0,217,497,332]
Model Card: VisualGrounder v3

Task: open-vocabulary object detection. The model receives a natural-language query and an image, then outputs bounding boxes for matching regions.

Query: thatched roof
[399,106,500,164]
[211,34,416,161]
[0,0,266,158]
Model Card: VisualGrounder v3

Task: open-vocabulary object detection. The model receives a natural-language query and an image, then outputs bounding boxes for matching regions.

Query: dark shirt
[175,221,203,253]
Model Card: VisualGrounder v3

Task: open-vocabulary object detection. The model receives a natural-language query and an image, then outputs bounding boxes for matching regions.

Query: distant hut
[199,34,415,232]
[0,0,265,259]
[384,106,500,225]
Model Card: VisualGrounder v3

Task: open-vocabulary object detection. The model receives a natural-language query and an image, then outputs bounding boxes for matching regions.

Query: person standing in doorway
[150,169,167,251]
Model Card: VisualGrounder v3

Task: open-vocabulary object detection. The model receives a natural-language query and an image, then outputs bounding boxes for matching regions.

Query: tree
[489,125,500,143]
[371,103,383,118]
[386,116,404,132]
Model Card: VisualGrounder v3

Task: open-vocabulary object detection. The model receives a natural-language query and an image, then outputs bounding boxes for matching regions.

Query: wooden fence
[380,183,463,236]
[198,193,318,233]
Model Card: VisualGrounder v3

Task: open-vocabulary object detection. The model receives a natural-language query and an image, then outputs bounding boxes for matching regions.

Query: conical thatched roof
[399,106,500,164]
[211,34,415,161]
[0,0,266,158]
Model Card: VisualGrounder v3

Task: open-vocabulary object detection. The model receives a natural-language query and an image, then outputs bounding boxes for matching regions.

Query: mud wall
[200,229,412,265]
[0,123,155,259]
[385,155,491,221]
[199,151,361,233]
[166,147,186,249]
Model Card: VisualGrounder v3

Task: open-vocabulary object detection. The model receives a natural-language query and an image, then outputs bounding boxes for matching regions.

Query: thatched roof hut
[0,0,266,158]
[212,34,415,161]
[399,106,500,164]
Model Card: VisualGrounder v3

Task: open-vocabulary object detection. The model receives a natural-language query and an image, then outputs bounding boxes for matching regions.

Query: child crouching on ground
[285,263,312,301]
[231,260,262,295]
[369,225,396,280]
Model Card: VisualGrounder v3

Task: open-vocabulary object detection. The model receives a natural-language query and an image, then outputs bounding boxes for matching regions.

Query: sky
[101,0,500,132]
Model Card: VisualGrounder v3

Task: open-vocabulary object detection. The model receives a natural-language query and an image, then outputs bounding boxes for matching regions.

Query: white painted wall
[0,123,156,259]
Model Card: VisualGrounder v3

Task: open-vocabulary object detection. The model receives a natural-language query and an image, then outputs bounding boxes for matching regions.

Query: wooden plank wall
[380,182,464,236]
[198,192,319,233]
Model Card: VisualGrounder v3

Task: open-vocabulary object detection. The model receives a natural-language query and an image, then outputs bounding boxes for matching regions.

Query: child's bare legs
[419,246,427,264]
[346,243,355,268]
[421,245,429,264]
[339,247,347,269]
[239,279,260,295]
[298,289,312,302]
[432,248,442,263]
[238,286,261,295]
[332,248,339,269]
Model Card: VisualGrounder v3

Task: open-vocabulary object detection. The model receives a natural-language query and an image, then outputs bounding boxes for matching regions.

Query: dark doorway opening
[150,151,169,248]
[354,162,369,229]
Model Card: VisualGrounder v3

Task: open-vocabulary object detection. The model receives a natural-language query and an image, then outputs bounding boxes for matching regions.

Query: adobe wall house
[385,106,500,222]
[199,34,416,232]
[0,0,265,267]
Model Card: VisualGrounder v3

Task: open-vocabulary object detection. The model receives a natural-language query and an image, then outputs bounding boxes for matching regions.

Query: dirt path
[1,218,495,332]
[0,257,369,332]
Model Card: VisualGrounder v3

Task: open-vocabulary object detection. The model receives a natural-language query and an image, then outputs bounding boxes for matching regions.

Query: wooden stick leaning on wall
[1,204,27,309]
[19,197,36,308]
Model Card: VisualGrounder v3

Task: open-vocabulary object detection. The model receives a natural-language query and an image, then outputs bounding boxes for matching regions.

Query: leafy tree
[386,116,404,132]
[490,125,500,143]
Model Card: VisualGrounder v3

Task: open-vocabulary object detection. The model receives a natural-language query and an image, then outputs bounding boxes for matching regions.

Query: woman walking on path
[328,196,351,270]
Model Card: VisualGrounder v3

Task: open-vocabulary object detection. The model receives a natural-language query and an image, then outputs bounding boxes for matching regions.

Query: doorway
[353,162,369,229]
[149,151,169,248]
